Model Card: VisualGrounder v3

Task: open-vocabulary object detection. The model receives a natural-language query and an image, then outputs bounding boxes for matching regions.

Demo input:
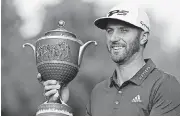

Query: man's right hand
[37,73,69,104]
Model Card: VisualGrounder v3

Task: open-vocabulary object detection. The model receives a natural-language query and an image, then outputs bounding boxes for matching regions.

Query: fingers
[53,91,59,101]
[44,85,70,103]
[37,73,58,86]
[43,80,60,97]
[37,73,41,80]
[43,80,60,102]
[38,77,70,103]
[43,80,58,86]
[37,73,44,85]
[47,91,60,102]
[45,84,60,91]
[44,89,57,97]
[37,73,42,82]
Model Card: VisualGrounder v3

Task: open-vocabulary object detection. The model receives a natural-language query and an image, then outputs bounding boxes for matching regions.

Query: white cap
[94,3,150,33]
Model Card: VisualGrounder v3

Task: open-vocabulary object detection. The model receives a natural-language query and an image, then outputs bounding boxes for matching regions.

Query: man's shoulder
[91,78,109,94]
[149,68,180,95]
[152,68,180,84]
[158,69,180,88]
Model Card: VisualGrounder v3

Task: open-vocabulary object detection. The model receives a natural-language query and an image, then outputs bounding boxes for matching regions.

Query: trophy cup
[23,20,97,116]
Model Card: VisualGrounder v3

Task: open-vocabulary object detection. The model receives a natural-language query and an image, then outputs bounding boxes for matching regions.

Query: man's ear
[140,31,149,46]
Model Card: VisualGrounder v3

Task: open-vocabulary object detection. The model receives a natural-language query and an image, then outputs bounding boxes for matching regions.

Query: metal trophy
[23,20,97,116]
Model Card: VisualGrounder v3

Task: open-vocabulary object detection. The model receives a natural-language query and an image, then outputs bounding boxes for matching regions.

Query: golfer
[38,3,180,116]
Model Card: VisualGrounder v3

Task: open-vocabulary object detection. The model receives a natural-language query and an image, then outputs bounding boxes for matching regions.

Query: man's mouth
[111,45,125,50]
[112,46,124,50]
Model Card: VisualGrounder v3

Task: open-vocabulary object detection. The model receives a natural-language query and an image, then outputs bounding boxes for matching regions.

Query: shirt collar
[108,59,156,88]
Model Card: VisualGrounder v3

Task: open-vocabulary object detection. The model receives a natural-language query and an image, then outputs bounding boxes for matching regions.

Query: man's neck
[115,53,145,86]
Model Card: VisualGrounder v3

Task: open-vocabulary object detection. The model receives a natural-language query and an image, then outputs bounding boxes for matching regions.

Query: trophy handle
[23,43,36,57]
[78,41,97,67]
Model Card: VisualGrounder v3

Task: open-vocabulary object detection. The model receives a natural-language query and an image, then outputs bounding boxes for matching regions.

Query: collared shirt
[86,59,180,116]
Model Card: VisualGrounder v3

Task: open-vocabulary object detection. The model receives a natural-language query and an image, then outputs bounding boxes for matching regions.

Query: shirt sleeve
[150,74,180,116]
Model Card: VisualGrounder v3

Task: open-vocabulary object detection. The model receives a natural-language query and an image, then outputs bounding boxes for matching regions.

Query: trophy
[23,20,97,116]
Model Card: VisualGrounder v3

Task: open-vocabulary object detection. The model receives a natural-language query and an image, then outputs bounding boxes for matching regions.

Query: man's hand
[37,73,69,104]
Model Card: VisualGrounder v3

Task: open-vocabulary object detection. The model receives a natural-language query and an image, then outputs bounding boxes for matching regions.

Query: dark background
[1,0,180,115]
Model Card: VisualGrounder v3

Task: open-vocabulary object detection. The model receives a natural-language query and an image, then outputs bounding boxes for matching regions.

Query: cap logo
[108,10,129,17]
[140,21,149,32]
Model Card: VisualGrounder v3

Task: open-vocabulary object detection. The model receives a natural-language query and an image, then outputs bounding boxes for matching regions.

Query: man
[38,3,180,116]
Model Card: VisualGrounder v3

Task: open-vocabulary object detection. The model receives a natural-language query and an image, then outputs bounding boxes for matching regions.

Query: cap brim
[94,17,140,30]
[94,17,109,29]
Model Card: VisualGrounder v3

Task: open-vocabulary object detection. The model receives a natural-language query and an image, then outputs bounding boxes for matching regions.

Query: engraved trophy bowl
[23,20,97,116]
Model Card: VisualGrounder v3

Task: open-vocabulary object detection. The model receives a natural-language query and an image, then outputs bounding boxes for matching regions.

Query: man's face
[106,20,142,64]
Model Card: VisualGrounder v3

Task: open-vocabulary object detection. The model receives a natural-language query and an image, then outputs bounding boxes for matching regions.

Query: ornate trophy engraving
[23,20,97,116]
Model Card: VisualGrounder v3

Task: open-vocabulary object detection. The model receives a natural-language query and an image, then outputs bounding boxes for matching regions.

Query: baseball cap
[94,3,150,33]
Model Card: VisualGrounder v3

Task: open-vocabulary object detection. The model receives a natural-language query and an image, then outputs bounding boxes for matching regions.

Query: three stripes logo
[132,95,142,103]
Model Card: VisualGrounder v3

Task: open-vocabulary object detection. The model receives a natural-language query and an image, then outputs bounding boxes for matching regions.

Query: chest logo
[132,95,142,103]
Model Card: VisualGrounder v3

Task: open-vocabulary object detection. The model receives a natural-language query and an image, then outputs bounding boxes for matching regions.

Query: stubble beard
[107,36,140,64]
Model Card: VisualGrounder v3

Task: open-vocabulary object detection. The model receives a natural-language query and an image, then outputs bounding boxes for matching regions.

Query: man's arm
[150,75,180,115]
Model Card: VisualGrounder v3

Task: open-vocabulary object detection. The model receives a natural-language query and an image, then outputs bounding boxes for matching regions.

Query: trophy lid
[45,20,76,38]
[38,20,83,45]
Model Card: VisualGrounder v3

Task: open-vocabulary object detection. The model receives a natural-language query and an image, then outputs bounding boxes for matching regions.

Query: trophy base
[36,103,73,116]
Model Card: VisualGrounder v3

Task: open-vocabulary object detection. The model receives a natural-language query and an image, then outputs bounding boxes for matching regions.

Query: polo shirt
[86,59,180,116]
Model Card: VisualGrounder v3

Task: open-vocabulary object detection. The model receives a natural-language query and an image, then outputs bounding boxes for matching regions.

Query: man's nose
[111,33,122,42]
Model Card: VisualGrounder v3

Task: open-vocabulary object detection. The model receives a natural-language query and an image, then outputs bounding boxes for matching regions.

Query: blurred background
[1,0,180,115]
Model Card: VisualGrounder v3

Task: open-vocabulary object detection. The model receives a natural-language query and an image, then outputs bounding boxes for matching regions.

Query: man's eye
[121,28,128,32]
[106,29,113,34]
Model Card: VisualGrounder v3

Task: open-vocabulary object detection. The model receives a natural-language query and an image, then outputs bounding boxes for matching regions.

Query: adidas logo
[132,95,142,103]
